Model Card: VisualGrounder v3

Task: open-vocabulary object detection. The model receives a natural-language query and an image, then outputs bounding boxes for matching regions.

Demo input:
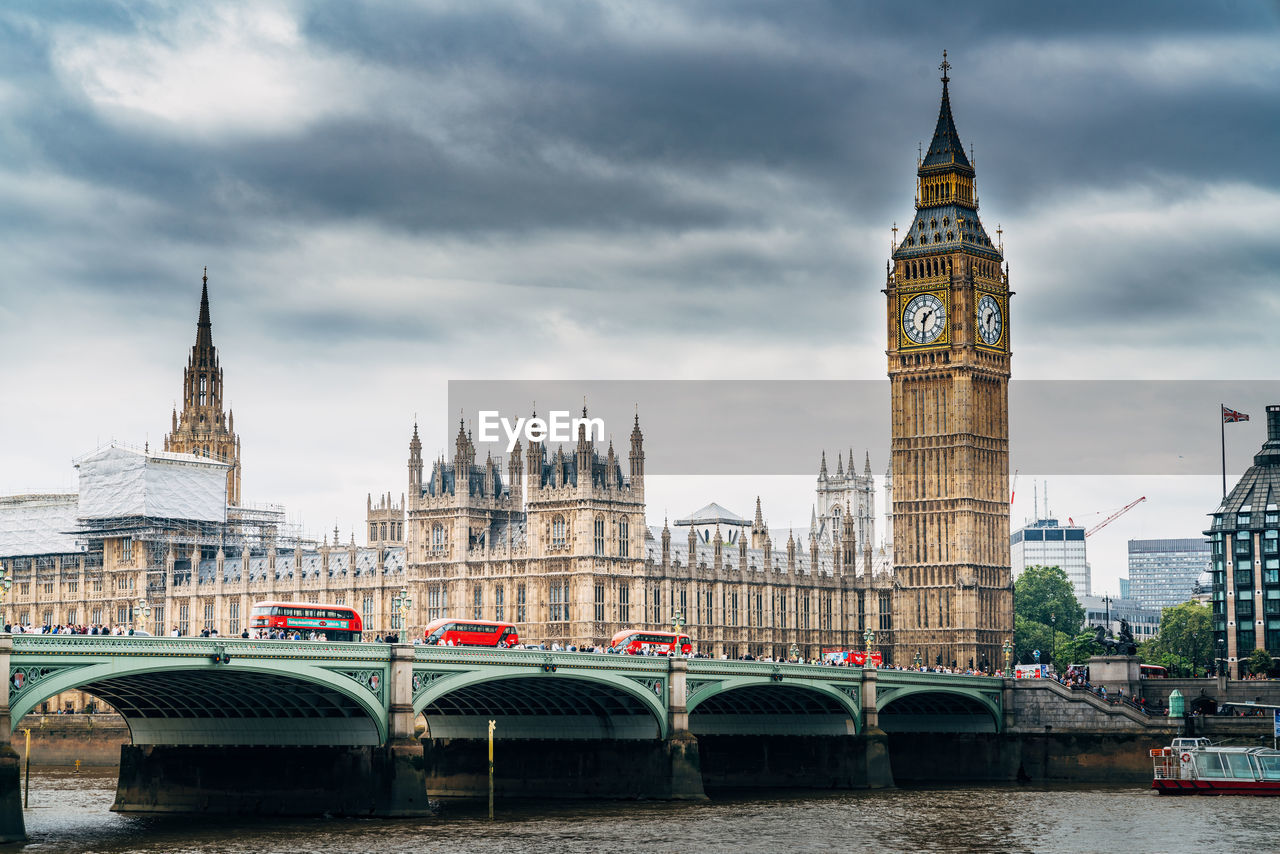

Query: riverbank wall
[13,715,130,766]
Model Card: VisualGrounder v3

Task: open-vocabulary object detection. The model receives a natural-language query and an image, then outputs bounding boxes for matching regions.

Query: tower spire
[923,51,970,172]
[196,266,213,350]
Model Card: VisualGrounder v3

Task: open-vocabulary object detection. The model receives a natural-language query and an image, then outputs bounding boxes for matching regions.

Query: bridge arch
[876,685,1001,733]
[687,677,861,736]
[9,659,387,745]
[414,668,669,740]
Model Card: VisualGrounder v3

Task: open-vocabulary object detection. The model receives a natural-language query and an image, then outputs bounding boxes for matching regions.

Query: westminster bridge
[0,634,1174,841]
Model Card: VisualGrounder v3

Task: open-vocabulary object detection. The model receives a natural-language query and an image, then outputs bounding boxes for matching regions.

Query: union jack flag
[1222,406,1250,423]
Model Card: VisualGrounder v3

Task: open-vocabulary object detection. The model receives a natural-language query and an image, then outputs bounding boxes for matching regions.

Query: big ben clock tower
[886,54,1013,671]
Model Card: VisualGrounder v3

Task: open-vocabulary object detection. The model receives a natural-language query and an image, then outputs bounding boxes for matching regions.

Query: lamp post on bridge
[913,650,922,670]
[1050,611,1057,671]
[671,610,686,636]
[863,627,876,669]
[1217,637,1227,680]
[134,598,150,635]
[0,567,11,628]
[1002,639,1013,677]
[788,642,799,663]
[391,588,412,643]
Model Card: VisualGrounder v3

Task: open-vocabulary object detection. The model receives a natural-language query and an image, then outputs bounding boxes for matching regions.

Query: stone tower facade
[813,449,877,574]
[163,269,241,505]
[885,56,1013,671]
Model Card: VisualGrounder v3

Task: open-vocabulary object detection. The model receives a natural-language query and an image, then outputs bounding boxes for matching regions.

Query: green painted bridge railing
[0,635,1005,746]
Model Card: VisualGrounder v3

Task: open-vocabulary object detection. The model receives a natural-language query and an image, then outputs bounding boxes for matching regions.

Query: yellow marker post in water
[487,719,496,820]
[21,729,30,808]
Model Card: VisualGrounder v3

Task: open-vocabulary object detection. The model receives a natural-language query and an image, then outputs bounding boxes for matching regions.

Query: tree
[1145,601,1213,677]
[1014,565,1084,634]
[1013,566,1085,668]
[1246,647,1275,677]
[1058,630,1105,666]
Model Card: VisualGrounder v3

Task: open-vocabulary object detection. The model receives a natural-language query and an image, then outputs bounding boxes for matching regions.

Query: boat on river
[1152,737,1280,795]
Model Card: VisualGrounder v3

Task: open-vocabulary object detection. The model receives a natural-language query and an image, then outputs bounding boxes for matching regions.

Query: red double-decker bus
[423,619,519,648]
[250,601,363,641]
[609,629,692,656]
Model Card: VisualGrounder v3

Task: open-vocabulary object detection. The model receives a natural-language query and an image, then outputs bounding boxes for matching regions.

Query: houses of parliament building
[0,60,1013,674]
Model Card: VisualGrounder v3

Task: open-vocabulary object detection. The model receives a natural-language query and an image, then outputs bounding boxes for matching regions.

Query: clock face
[902,293,946,345]
[976,294,1003,346]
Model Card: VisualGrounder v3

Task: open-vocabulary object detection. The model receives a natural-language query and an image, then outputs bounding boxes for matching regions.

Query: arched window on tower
[552,515,567,549]
[594,516,605,556]
[618,516,630,557]
[432,523,445,551]
[199,376,207,406]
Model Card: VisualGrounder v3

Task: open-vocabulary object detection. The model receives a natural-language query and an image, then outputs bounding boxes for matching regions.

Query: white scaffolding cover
[0,494,80,558]
[76,445,227,523]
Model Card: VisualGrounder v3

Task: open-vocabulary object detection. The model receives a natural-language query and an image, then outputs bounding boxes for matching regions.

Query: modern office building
[1127,538,1212,611]
[1011,518,1090,598]
[1207,405,1280,677]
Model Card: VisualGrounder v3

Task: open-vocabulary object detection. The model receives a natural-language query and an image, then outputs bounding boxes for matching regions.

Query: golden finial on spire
[891,222,898,254]
[996,223,1004,254]
[939,49,950,82]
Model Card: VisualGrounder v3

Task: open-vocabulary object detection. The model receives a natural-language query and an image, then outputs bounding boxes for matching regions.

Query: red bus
[609,629,692,656]
[823,648,883,667]
[423,618,519,648]
[250,601,363,641]
[1140,664,1168,678]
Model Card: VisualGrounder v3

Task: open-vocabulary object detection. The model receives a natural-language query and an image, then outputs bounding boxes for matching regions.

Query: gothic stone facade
[404,417,897,661]
[885,60,1015,671]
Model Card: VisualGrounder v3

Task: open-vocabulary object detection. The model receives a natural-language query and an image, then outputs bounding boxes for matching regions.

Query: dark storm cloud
[0,0,1277,351]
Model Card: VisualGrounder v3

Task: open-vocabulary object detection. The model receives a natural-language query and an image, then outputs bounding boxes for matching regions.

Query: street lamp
[863,627,876,668]
[1050,612,1057,671]
[913,649,922,669]
[789,642,800,663]
[391,588,412,642]
[671,610,686,635]
[134,597,150,635]
[1002,638,1013,677]
[0,567,12,627]
[1217,637,1226,679]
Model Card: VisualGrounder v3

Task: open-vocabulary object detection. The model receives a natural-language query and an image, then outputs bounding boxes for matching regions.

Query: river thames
[6,768,1280,853]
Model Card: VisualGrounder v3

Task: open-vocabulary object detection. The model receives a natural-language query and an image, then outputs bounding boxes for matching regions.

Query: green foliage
[1012,565,1084,666]
[1014,565,1084,635]
[1057,630,1105,666]
[1246,647,1275,676]
[1145,601,1213,677]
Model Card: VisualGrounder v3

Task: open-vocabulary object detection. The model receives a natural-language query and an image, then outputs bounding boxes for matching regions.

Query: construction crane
[1084,496,1147,538]
[1009,468,1019,506]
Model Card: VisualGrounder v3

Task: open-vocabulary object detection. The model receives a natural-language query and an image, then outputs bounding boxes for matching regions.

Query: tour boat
[1152,738,1280,795]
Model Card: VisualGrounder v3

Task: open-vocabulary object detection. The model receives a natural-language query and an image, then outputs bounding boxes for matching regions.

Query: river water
[7,767,1280,853]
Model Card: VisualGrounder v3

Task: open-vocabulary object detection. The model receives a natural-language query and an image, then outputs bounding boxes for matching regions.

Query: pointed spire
[836,452,844,476]
[195,267,213,350]
[753,496,764,526]
[864,450,872,475]
[819,450,828,479]
[922,50,971,172]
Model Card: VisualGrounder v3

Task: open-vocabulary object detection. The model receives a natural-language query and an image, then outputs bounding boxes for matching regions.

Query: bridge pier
[859,667,894,789]
[0,636,26,843]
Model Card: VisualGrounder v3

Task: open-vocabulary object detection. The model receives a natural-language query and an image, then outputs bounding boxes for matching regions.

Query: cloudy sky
[2,1,1278,593]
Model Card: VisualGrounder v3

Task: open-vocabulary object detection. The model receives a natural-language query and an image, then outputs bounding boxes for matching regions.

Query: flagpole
[1221,403,1227,498]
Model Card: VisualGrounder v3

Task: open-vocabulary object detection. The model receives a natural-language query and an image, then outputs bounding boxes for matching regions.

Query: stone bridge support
[0,637,26,842]
[858,667,893,789]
